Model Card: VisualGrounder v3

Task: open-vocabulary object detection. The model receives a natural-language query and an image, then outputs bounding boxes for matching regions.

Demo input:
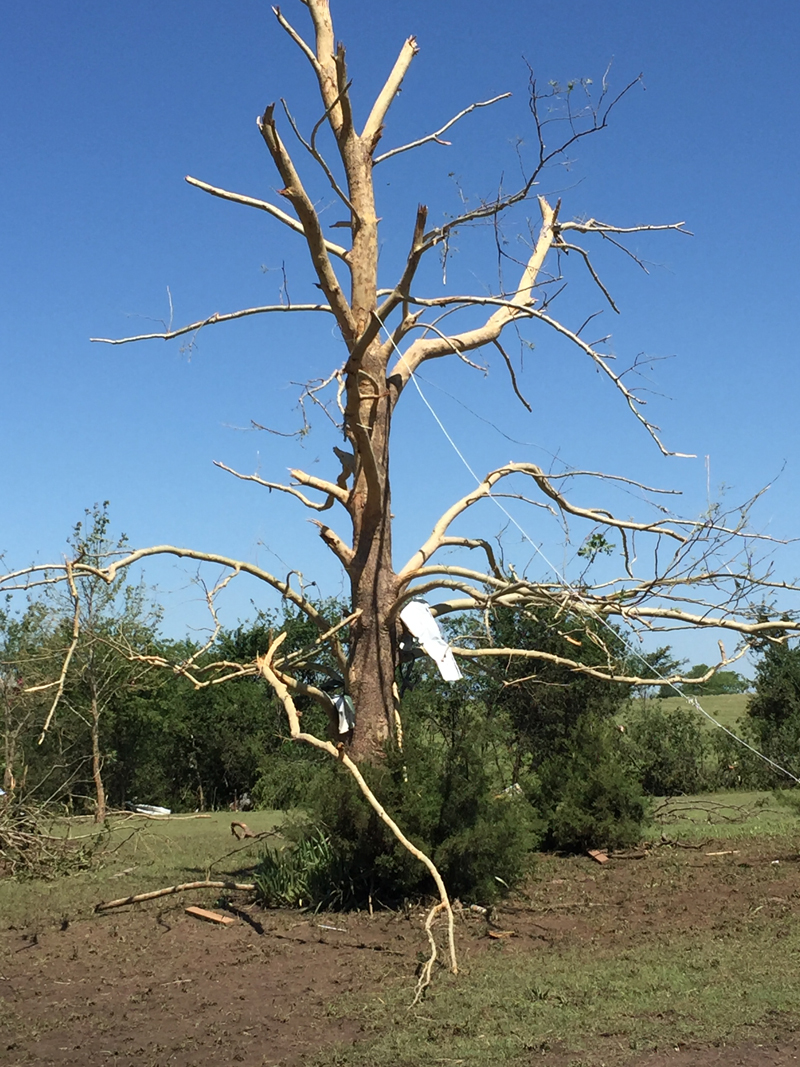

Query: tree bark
[347,485,397,761]
[345,339,398,761]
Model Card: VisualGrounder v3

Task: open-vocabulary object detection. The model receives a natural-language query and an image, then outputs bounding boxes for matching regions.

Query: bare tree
[4,0,800,978]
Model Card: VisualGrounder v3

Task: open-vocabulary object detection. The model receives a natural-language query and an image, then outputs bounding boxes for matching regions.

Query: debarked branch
[90,301,333,346]
[214,461,348,511]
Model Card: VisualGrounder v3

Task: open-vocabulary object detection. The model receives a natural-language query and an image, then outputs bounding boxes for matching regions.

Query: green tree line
[3,509,798,902]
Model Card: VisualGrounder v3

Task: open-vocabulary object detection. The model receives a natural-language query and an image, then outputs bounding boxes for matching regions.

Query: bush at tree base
[253,828,348,909]
[262,699,542,908]
[256,692,655,908]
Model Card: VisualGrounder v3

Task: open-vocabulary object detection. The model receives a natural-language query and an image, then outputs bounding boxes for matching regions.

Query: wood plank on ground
[185,906,235,926]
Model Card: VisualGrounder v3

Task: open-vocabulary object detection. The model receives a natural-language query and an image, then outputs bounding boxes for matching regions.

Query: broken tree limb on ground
[95,880,256,912]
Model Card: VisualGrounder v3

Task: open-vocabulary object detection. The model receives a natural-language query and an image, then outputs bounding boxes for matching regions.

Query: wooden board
[587,849,609,864]
[185,906,235,926]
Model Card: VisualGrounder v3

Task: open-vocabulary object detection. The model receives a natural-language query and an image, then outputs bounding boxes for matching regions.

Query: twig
[184,176,349,259]
[375,93,512,164]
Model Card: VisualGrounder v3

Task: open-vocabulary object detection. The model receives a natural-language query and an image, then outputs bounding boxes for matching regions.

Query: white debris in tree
[333,694,356,734]
[399,600,463,682]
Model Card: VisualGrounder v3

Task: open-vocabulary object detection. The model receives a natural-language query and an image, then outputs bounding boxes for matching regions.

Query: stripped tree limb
[257,632,457,978]
[258,106,356,338]
[450,642,749,689]
[362,36,419,147]
[184,176,350,259]
[96,880,256,911]
[33,561,80,743]
[214,461,349,511]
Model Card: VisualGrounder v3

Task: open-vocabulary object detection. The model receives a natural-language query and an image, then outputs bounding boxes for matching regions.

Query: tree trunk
[345,344,399,763]
[348,507,397,762]
[90,692,107,823]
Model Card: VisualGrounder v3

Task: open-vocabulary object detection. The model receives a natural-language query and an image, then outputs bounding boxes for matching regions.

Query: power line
[379,319,800,785]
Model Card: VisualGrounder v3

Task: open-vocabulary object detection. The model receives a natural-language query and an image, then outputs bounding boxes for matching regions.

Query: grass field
[315,913,800,1067]
[647,788,799,840]
[622,692,751,731]
[0,808,285,928]
[656,692,751,728]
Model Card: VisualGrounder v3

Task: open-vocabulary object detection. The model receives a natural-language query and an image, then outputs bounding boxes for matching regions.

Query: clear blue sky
[2,1,799,670]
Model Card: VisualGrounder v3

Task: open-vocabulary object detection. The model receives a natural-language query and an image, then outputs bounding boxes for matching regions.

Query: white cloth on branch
[333,694,356,735]
[399,600,463,682]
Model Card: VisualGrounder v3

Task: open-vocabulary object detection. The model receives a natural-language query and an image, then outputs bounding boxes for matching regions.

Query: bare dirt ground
[2,836,800,1067]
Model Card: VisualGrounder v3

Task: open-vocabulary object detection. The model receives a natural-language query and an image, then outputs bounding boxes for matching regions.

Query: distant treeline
[2,511,797,873]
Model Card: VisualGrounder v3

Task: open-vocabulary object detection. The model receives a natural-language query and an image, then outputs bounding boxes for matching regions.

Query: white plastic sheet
[399,600,463,682]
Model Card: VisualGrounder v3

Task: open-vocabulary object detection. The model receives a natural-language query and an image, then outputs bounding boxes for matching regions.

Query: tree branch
[88,546,335,639]
[30,560,80,743]
[184,175,349,260]
[271,5,323,75]
[390,197,560,388]
[391,283,693,456]
[91,302,332,346]
[214,462,344,512]
[453,642,746,689]
[375,93,512,164]
[398,461,688,583]
[295,0,350,141]
[492,338,532,411]
[311,520,355,569]
[280,95,357,216]
[362,37,419,148]
[257,105,357,340]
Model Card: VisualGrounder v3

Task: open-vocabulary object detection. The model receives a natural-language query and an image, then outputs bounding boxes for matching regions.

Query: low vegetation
[3,799,800,1066]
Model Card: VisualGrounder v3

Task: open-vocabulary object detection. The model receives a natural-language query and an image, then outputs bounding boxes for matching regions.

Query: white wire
[380,320,800,785]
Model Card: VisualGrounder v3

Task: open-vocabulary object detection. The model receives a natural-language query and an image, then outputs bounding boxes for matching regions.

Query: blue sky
[2,1,799,670]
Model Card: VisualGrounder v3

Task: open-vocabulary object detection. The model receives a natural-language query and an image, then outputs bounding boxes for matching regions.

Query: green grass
[0,809,285,927]
[656,692,751,729]
[313,916,800,1066]
[624,693,750,731]
[645,788,800,842]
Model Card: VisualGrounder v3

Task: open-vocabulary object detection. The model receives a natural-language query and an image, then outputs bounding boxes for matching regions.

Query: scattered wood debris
[587,849,609,864]
[488,929,515,939]
[706,850,740,856]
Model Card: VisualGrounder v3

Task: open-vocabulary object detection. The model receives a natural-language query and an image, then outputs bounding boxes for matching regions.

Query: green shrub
[290,697,541,908]
[251,747,327,810]
[622,700,716,795]
[535,716,649,851]
[720,639,800,788]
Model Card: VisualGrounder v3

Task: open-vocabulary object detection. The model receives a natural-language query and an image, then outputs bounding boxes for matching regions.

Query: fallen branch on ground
[95,879,256,911]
